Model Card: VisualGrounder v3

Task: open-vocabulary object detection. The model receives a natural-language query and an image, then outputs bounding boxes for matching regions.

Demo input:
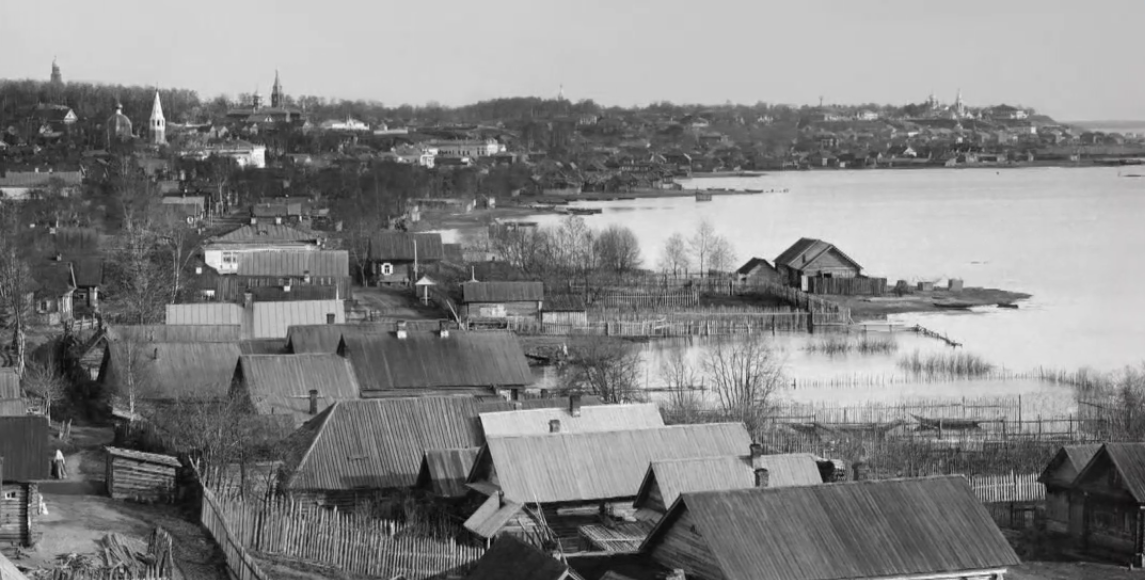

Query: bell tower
[150,88,166,145]
[50,57,62,84]
[271,70,283,108]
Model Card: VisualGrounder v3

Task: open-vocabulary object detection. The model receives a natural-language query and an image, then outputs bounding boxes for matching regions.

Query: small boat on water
[565,207,602,215]
[997,302,1019,309]
[743,189,764,193]
[932,298,975,309]
[695,192,713,202]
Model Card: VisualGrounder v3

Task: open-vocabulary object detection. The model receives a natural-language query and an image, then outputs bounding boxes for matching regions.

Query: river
[519,166,1145,379]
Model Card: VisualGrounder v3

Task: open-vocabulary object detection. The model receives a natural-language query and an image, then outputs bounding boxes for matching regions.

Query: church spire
[272,70,283,108]
[150,88,166,145]
[50,57,62,84]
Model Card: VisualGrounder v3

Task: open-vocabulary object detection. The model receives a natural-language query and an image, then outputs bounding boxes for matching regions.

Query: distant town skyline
[3,0,1143,121]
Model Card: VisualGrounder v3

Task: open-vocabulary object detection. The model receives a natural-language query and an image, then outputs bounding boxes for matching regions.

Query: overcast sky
[3,0,1142,120]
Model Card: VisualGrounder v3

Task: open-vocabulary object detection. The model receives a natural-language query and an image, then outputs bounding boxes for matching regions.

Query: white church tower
[150,89,166,145]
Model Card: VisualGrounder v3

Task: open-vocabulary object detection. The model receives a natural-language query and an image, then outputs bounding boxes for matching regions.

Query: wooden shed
[105,447,181,503]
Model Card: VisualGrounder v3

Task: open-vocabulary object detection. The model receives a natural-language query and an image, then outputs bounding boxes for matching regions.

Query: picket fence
[199,484,270,580]
[963,472,1045,503]
[214,493,484,580]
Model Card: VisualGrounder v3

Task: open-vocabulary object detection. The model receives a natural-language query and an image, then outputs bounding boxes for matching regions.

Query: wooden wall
[0,483,41,546]
[463,301,541,321]
[541,311,588,326]
[647,509,726,580]
[106,456,178,503]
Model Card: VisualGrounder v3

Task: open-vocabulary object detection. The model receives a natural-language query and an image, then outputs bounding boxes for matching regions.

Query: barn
[105,447,181,503]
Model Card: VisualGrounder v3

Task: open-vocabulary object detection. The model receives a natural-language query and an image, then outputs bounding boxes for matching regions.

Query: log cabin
[366,232,443,286]
[461,281,544,322]
[0,416,49,547]
[774,237,863,290]
[1038,444,1101,537]
[105,447,181,503]
[1069,442,1145,566]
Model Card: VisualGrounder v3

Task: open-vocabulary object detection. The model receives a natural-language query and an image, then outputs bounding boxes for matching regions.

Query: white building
[425,139,505,158]
[185,141,267,169]
[392,144,438,168]
[320,117,370,132]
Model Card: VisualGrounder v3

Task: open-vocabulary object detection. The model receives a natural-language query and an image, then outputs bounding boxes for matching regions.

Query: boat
[565,207,602,215]
[743,189,764,193]
[695,192,713,202]
[997,302,1019,309]
[932,298,975,309]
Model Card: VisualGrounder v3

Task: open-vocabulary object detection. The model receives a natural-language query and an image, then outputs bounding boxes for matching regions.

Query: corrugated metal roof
[367,232,444,261]
[480,403,664,438]
[109,324,242,343]
[416,447,481,498]
[105,446,181,467]
[251,300,345,339]
[643,476,1020,580]
[102,339,241,401]
[342,331,532,393]
[235,354,360,426]
[634,454,822,513]
[236,250,349,277]
[1038,444,1102,486]
[282,397,491,491]
[466,534,570,580]
[209,223,321,244]
[166,303,245,326]
[472,423,751,503]
[1078,443,1145,502]
[462,281,544,303]
[0,416,50,481]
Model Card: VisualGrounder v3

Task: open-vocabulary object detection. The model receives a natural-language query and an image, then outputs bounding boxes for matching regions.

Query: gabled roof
[69,255,104,288]
[642,476,1020,580]
[1075,443,1145,502]
[109,324,241,343]
[281,397,491,491]
[480,403,664,438]
[465,534,573,580]
[469,423,751,503]
[462,281,544,303]
[102,339,242,402]
[340,330,532,393]
[0,415,50,481]
[0,171,84,188]
[773,237,862,271]
[1038,444,1102,486]
[367,232,444,262]
[31,262,75,297]
[236,250,349,277]
[166,303,245,326]
[234,354,361,425]
[250,285,339,302]
[415,447,482,498]
[633,454,822,512]
[208,223,321,245]
[251,300,345,339]
[735,257,778,276]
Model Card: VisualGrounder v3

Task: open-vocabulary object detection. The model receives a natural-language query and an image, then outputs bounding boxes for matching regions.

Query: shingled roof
[367,232,444,262]
[467,423,751,503]
[642,476,1020,580]
[233,354,361,426]
[339,330,532,395]
[281,397,491,492]
[236,250,349,277]
[100,327,242,401]
[462,281,544,303]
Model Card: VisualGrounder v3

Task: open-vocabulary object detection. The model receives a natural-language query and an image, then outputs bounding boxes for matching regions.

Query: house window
[38,300,50,312]
[380,263,394,276]
[2,490,15,500]
[222,252,237,264]
[326,314,336,324]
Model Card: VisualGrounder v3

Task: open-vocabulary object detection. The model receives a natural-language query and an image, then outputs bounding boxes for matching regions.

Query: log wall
[0,483,41,546]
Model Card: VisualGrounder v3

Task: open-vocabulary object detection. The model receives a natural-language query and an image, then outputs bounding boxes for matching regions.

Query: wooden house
[734,257,781,285]
[202,223,323,275]
[639,476,1020,580]
[461,281,544,322]
[230,249,351,299]
[1069,443,1145,566]
[479,401,663,438]
[98,325,243,404]
[774,237,863,290]
[230,353,361,426]
[1,416,50,547]
[30,260,75,325]
[166,299,346,340]
[1039,444,1101,536]
[105,447,181,503]
[69,255,104,310]
[541,295,588,326]
[337,328,533,398]
[366,232,444,286]
[463,423,751,551]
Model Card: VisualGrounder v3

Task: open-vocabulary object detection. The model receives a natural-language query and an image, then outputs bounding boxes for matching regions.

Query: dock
[909,324,962,347]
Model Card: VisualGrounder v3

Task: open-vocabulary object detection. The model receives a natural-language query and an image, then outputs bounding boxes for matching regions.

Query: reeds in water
[897,350,995,378]
[804,335,898,356]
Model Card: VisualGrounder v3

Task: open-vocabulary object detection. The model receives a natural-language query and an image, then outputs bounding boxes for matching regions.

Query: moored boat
[695,192,713,201]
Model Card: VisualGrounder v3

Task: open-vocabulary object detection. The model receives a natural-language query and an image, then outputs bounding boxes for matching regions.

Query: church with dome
[225,71,304,126]
[106,102,134,149]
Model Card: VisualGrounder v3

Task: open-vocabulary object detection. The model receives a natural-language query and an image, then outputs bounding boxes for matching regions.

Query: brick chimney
[754,467,769,488]
[569,393,582,417]
[749,442,764,469]
[395,320,408,339]
[549,419,561,433]
[308,390,318,415]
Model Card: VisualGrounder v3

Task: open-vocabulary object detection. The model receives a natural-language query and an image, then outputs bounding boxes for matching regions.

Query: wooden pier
[909,324,962,347]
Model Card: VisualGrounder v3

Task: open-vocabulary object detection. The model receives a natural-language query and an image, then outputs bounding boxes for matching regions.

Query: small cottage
[774,237,863,290]
[98,325,244,404]
[640,476,1020,580]
[1,416,50,547]
[1039,444,1101,536]
[202,223,323,275]
[1068,442,1145,566]
[461,281,544,322]
[734,257,781,285]
[541,295,588,326]
[366,232,444,286]
[105,447,181,503]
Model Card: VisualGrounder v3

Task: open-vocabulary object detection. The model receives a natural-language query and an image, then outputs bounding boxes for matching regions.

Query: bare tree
[0,201,33,373]
[658,232,690,277]
[560,338,645,403]
[708,236,738,275]
[103,227,172,324]
[658,347,705,424]
[689,219,717,277]
[593,224,642,274]
[22,357,68,419]
[701,335,785,436]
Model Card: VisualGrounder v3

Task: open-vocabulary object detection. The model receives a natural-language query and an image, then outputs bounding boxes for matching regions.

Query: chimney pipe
[283,283,291,292]
[243,292,253,309]
[852,460,870,482]
[749,443,765,469]
[549,419,561,433]
[569,393,582,417]
[395,320,408,339]
[308,390,318,415]
[250,217,257,225]
[303,270,311,284]
[439,320,450,338]
[754,467,770,488]
[152,347,159,360]
[275,216,282,225]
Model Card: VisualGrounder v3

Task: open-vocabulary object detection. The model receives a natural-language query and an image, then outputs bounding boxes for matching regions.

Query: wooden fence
[807,277,888,296]
[213,493,485,580]
[199,483,270,580]
[963,472,1045,503]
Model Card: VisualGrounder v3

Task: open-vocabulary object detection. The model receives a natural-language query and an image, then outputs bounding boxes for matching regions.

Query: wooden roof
[109,324,241,343]
[0,416,50,481]
[281,397,491,492]
[633,454,822,512]
[1038,444,1102,487]
[642,476,1020,580]
[469,423,751,503]
[251,300,345,339]
[465,534,571,580]
[774,237,862,271]
[1075,442,1145,502]
[105,446,181,467]
[165,304,245,326]
[236,250,349,277]
[234,354,361,425]
[367,232,444,262]
[735,257,778,276]
[101,338,241,402]
[415,447,481,498]
[340,330,532,393]
[209,223,321,245]
[479,403,664,438]
[0,368,19,400]
[462,281,544,303]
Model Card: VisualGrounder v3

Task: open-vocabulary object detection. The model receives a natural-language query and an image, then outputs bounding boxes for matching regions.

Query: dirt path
[353,285,448,320]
